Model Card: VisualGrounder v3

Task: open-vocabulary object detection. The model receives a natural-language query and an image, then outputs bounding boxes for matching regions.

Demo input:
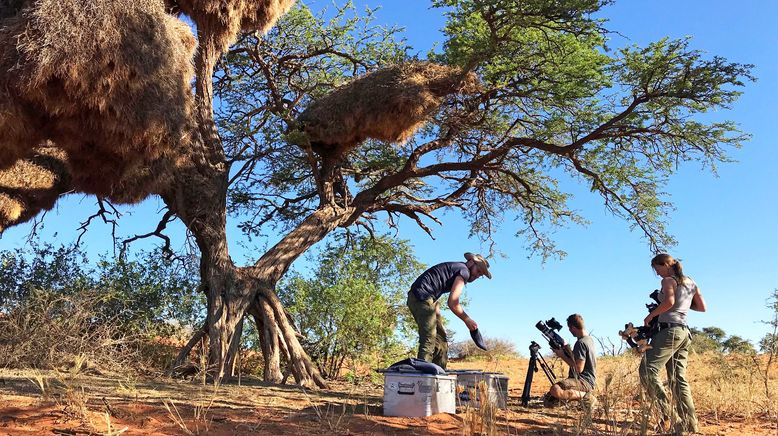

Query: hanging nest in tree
[165,0,295,50]
[0,146,70,232]
[0,0,196,198]
[297,62,481,157]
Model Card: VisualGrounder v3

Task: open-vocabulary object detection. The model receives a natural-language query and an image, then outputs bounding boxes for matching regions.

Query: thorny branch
[121,210,176,259]
[76,198,120,249]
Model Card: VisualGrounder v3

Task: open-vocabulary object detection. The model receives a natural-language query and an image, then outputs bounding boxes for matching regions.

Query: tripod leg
[537,354,557,384]
[521,355,536,407]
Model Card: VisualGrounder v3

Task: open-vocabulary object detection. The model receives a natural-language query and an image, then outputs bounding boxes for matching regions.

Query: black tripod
[521,341,557,406]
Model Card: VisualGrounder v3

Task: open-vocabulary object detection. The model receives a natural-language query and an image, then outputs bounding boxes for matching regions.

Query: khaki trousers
[406,291,448,369]
[639,326,698,433]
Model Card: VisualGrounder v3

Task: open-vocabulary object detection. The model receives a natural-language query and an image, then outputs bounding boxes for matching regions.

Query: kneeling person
[547,314,597,403]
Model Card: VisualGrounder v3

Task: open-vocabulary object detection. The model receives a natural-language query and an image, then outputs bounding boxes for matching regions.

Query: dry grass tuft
[0,289,154,374]
[452,351,778,433]
[297,61,481,157]
[166,0,296,51]
[461,380,498,436]
[0,0,195,197]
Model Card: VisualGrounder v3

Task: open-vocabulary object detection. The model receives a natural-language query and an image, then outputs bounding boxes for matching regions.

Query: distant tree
[277,234,424,378]
[689,327,722,354]
[759,333,778,355]
[688,326,757,355]
[93,252,203,335]
[450,337,519,360]
[701,327,727,344]
[759,289,778,401]
[722,336,755,354]
[0,243,91,309]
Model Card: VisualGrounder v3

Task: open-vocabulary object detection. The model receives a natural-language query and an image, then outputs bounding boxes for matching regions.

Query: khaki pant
[556,377,593,393]
[639,326,698,433]
[406,291,448,369]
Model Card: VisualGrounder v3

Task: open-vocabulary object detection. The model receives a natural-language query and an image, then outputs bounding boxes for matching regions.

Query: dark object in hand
[619,290,662,353]
[470,328,488,350]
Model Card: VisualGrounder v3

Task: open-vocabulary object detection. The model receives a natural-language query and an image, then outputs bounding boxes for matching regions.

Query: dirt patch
[0,359,775,435]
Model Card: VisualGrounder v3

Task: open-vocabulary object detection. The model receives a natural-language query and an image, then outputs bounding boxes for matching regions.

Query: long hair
[651,253,686,284]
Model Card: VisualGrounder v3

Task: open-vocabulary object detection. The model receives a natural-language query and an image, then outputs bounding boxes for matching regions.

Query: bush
[0,289,167,373]
[278,234,424,379]
[0,242,204,374]
[450,337,519,360]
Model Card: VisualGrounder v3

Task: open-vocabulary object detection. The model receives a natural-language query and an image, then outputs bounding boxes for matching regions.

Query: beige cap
[464,252,492,279]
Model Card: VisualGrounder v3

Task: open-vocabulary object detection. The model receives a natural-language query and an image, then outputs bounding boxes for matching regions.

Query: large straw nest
[297,62,481,156]
[0,0,196,197]
[0,146,70,232]
[0,0,25,20]
[166,0,295,50]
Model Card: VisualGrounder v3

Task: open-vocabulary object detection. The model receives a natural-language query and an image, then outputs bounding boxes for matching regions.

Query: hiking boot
[542,393,561,408]
[581,391,597,413]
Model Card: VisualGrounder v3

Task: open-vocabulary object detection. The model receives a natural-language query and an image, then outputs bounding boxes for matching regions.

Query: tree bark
[241,206,353,387]
[249,296,283,383]
[95,10,356,387]
[225,316,245,378]
[168,322,208,376]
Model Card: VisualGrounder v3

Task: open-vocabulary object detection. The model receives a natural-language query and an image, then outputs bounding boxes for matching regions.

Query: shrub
[450,337,519,360]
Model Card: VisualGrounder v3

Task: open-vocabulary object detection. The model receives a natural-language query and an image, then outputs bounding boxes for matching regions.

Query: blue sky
[1,0,776,354]
[353,0,778,352]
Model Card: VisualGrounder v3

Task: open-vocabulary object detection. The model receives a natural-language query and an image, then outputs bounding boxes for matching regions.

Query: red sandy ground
[0,359,775,435]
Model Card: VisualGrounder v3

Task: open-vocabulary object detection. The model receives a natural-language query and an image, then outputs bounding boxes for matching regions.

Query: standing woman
[640,253,707,434]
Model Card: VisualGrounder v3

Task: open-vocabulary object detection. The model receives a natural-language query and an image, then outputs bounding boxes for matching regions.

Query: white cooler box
[448,370,509,409]
[382,371,457,417]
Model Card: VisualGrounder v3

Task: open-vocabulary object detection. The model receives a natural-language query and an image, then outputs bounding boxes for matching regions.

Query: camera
[619,289,663,352]
[646,289,660,312]
[535,317,566,350]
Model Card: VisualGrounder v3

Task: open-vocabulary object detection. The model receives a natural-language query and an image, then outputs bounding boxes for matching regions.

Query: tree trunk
[225,316,244,378]
[168,322,207,376]
[241,206,353,387]
[164,15,355,384]
[249,296,283,383]
[163,22,251,383]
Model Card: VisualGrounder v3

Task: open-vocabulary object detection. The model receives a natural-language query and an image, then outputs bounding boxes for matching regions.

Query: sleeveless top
[657,276,698,325]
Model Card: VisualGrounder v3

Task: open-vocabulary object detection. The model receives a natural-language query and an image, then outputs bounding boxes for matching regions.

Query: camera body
[646,289,660,313]
[620,289,662,352]
[535,317,566,350]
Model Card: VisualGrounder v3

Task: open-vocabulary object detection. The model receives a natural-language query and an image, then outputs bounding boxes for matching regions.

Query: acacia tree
[0,0,754,387]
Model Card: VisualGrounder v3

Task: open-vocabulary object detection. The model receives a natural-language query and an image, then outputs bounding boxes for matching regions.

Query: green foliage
[760,289,778,354]
[277,234,424,378]
[722,336,756,355]
[689,326,756,355]
[92,253,203,335]
[760,333,778,354]
[217,2,410,236]
[429,0,753,252]
[218,0,754,259]
[688,328,721,354]
[0,244,91,307]
[0,243,204,336]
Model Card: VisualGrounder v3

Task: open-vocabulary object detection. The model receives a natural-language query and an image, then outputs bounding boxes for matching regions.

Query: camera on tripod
[535,317,566,350]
